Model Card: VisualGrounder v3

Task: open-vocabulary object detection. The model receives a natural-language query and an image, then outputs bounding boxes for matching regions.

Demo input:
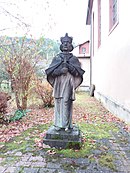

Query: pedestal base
[43,125,82,149]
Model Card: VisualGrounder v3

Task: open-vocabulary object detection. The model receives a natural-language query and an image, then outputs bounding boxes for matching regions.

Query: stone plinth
[43,125,82,149]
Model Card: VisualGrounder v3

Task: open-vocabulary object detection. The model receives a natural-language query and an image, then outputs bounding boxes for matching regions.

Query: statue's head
[60,33,74,52]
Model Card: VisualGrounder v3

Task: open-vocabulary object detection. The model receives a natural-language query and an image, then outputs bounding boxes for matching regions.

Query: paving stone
[25,147,34,152]
[50,158,60,163]
[124,166,130,172]
[60,157,89,166]
[28,156,44,162]
[92,149,103,156]
[22,153,33,158]
[86,162,113,173]
[1,157,20,167]
[116,165,128,172]
[39,168,67,173]
[3,167,16,173]
[74,158,90,165]
[0,158,4,161]
[0,166,7,173]
[21,156,30,162]
[14,152,23,156]
[76,170,89,173]
[31,161,46,167]
[3,166,23,173]
[60,157,90,170]
[114,158,124,166]
[15,161,32,167]
[23,167,39,173]
[125,151,130,158]
[118,147,130,151]
[60,158,74,164]
[37,150,46,156]
[46,162,61,169]
[0,158,5,164]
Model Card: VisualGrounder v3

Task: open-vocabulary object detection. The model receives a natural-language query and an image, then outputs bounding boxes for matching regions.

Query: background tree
[0,1,60,111]
[0,36,59,110]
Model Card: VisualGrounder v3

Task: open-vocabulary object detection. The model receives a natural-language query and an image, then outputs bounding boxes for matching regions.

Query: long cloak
[45,53,85,129]
[45,53,85,89]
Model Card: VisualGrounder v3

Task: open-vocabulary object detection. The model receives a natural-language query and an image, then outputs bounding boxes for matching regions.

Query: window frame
[109,0,119,34]
[98,0,101,48]
[82,47,86,54]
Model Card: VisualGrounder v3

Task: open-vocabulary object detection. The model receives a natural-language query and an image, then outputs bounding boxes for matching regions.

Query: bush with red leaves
[0,92,11,123]
[35,81,54,108]
[0,92,11,114]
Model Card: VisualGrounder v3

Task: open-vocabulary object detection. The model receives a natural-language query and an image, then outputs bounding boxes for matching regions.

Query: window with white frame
[82,47,86,54]
[109,0,119,32]
[98,0,101,48]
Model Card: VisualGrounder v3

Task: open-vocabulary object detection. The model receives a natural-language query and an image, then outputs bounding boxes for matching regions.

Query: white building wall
[73,46,79,56]
[73,46,90,91]
[79,58,90,90]
[91,0,130,123]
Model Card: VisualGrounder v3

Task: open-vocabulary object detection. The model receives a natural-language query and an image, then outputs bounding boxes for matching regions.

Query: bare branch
[0,6,31,28]
[0,28,11,31]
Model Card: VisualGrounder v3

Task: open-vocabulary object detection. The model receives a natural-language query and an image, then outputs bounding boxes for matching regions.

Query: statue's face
[62,41,72,52]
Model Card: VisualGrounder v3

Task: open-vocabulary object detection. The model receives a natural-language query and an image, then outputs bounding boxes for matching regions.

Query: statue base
[43,125,82,149]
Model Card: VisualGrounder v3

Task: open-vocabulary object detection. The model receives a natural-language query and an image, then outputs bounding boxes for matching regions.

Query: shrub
[0,92,11,113]
[0,92,11,123]
[35,80,54,107]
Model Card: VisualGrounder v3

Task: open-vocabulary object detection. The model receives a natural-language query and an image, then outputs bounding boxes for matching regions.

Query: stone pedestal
[43,125,82,149]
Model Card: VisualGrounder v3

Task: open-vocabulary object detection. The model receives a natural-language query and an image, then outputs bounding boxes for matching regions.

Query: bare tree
[0,1,31,38]
[0,36,42,110]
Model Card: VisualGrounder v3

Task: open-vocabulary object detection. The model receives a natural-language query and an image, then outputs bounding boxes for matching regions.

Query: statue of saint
[45,33,85,132]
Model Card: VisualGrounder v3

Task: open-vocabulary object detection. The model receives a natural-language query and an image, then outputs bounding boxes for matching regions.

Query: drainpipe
[89,13,95,97]
[86,0,95,96]
[90,20,92,89]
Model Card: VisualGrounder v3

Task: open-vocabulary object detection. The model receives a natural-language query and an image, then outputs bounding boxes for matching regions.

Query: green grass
[0,124,49,155]
[79,122,119,139]
[56,122,119,158]
[75,92,90,107]
[0,120,119,159]
[99,153,117,171]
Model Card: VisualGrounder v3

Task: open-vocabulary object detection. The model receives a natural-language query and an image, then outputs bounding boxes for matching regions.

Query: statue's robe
[45,53,85,129]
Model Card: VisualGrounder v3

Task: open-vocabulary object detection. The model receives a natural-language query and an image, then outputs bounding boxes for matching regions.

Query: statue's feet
[54,126,61,131]
[65,127,71,133]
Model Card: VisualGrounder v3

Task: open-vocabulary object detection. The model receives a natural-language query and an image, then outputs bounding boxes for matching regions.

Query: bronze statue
[45,33,85,132]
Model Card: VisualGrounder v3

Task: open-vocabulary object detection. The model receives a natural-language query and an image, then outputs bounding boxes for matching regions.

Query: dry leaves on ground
[0,93,130,143]
[0,108,53,142]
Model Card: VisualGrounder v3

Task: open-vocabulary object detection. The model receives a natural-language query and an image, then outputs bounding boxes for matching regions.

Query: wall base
[78,86,90,92]
[95,91,130,124]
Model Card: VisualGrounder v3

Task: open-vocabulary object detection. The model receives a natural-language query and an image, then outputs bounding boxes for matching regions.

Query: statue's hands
[61,67,68,74]
[68,65,75,72]
[52,69,61,76]
[68,65,79,76]
[52,67,68,77]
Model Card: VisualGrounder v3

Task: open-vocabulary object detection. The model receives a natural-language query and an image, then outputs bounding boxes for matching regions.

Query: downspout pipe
[86,0,95,96]
[90,14,92,90]
[89,13,96,97]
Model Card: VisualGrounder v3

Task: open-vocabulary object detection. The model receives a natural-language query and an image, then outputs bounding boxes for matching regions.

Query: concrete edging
[95,91,130,124]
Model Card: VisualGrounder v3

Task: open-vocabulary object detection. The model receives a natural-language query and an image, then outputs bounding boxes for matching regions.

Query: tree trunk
[22,95,27,110]
[15,91,21,110]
